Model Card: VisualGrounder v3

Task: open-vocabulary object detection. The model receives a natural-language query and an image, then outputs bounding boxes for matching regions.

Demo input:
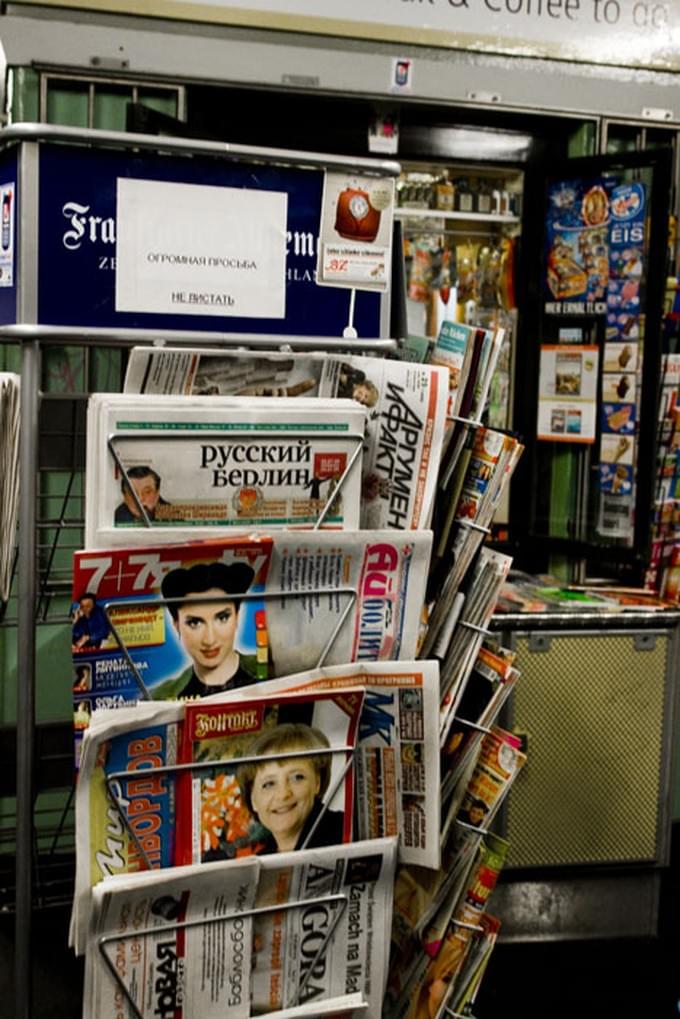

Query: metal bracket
[528,633,552,653]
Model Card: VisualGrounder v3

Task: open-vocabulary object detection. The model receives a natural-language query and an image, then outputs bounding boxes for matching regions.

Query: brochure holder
[101,585,359,700]
[107,426,365,531]
[104,744,356,870]
[96,889,364,1019]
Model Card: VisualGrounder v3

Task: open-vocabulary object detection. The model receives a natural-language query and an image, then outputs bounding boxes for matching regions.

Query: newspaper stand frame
[7,118,511,1019]
[95,891,359,1019]
[106,425,366,532]
[7,117,399,1019]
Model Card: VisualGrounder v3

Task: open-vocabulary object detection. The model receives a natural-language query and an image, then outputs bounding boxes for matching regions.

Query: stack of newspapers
[0,372,20,614]
[71,323,525,1018]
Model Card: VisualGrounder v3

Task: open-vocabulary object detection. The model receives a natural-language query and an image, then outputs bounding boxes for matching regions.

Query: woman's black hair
[161,561,255,620]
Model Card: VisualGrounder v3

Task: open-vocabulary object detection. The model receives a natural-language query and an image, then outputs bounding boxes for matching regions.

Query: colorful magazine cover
[71,536,273,764]
[176,688,365,865]
[72,702,183,955]
[219,660,441,869]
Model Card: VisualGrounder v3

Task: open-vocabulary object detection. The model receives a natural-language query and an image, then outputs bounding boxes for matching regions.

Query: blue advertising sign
[543,175,613,316]
[37,145,383,336]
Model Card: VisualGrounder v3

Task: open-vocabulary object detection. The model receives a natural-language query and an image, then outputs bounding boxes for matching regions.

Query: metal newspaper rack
[5,120,400,1019]
[13,329,396,1019]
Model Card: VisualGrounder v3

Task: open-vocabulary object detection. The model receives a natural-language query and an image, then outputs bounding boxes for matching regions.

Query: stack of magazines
[70,532,432,765]
[70,317,526,1017]
[123,348,450,532]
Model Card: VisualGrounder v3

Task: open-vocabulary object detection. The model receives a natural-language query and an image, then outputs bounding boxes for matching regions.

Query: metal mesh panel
[505,631,668,867]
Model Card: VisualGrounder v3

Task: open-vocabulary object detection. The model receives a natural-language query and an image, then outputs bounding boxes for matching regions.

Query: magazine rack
[6,112,399,1017]
[96,890,362,1019]
[12,318,397,1017]
[101,587,361,700]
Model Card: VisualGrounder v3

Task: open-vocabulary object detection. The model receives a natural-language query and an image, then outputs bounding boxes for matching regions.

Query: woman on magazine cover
[238,722,345,853]
[153,560,255,699]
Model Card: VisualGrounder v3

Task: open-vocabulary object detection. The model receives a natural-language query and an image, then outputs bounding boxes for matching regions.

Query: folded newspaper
[84,856,260,1019]
[84,837,396,1019]
[209,660,441,869]
[72,701,184,954]
[123,346,449,531]
[85,393,367,547]
[264,529,432,675]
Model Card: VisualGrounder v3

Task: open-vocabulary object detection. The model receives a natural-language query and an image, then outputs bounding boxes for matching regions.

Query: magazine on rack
[426,427,523,605]
[69,530,432,763]
[212,660,441,869]
[250,837,397,1019]
[447,913,501,1017]
[265,529,432,674]
[430,322,505,424]
[84,838,396,1019]
[441,724,526,844]
[85,394,367,547]
[72,701,184,954]
[176,687,364,865]
[437,548,514,742]
[70,536,274,764]
[123,346,450,531]
[83,856,261,1019]
[441,645,519,802]
[0,372,20,610]
[388,831,508,1019]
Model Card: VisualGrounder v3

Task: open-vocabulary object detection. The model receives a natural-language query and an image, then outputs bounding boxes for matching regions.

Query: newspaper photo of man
[153,560,256,699]
[114,465,168,523]
[238,722,345,853]
[71,592,110,652]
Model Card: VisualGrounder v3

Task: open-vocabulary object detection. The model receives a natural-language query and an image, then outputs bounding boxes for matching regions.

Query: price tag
[322,244,388,285]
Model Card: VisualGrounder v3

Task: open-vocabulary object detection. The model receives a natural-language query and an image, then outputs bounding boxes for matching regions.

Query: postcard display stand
[5,124,403,1019]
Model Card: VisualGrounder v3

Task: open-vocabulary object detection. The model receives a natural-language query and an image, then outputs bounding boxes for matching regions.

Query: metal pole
[15,338,39,1019]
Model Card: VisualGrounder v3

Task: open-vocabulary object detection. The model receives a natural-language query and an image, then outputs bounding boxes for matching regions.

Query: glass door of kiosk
[511,147,673,583]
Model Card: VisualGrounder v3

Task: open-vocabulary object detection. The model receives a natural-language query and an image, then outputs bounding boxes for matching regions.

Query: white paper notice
[115,178,287,318]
